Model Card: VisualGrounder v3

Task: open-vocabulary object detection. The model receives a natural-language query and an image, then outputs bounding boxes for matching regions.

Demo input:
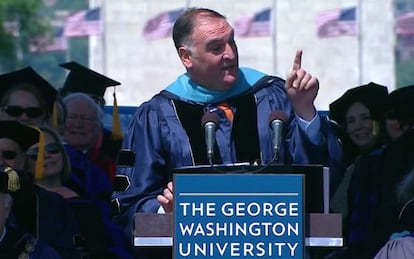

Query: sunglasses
[0,150,18,160]
[3,106,44,118]
[27,143,61,160]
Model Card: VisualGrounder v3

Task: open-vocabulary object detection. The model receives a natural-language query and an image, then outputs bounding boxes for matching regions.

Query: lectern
[134,164,342,258]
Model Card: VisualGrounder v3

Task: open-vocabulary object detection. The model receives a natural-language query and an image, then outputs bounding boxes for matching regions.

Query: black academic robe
[0,225,62,258]
[10,183,81,259]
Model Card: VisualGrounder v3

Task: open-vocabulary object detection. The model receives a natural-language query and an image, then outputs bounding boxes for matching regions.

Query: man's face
[181,16,239,91]
[63,99,100,151]
[0,138,25,170]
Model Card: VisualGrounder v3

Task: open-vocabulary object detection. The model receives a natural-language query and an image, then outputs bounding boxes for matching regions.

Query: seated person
[59,61,123,161]
[26,125,134,258]
[0,120,81,258]
[0,67,57,127]
[0,168,61,258]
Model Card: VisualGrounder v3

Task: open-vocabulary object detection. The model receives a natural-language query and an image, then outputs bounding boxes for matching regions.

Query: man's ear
[178,46,192,69]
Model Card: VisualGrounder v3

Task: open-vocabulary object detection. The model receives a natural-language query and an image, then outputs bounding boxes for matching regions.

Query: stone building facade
[89,0,395,110]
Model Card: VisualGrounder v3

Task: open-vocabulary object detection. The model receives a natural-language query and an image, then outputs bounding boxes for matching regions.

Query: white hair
[62,92,104,124]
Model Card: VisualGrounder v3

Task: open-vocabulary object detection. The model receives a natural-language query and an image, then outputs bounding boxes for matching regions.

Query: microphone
[201,112,221,165]
[268,110,288,163]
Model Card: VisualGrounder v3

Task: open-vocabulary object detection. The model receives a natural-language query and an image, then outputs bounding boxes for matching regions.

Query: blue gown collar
[164,67,266,104]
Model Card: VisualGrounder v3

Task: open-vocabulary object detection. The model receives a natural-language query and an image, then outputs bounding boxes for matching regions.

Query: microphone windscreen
[268,110,288,126]
[201,112,221,127]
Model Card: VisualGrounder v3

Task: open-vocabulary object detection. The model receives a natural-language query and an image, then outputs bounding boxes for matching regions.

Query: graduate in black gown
[0,120,81,258]
[58,61,123,165]
[0,167,61,258]
[26,125,134,258]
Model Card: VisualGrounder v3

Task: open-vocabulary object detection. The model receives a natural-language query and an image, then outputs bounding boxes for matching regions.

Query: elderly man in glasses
[0,67,57,127]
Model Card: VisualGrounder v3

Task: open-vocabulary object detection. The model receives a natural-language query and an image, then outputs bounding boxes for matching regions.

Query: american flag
[316,7,357,38]
[234,8,272,37]
[143,9,184,40]
[396,11,414,36]
[29,26,67,53]
[63,7,102,37]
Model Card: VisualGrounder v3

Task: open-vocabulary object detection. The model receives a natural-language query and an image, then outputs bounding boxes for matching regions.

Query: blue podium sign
[174,173,304,258]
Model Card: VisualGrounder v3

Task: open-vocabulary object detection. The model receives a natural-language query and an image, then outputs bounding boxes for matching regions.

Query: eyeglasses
[0,150,18,160]
[2,106,44,118]
[26,143,61,160]
[66,114,97,123]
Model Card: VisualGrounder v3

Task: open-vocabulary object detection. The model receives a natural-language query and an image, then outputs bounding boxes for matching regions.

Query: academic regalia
[65,196,134,259]
[0,121,81,258]
[63,143,113,216]
[0,67,57,115]
[0,164,61,259]
[89,134,117,183]
[374,235,414,259]
[59,61,123,163]
[112,67,343,238]
[365,128,414,257]
[10,183,82,259]
[0,225,62,259]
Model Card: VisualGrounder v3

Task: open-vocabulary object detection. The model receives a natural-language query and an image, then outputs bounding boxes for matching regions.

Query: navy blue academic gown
[0,225,62,258]
[112,68,343,238]
[64,144,113,216]
[10,184,81,258]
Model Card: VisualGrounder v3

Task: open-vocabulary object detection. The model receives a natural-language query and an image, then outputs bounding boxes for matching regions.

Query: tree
[0,0,50,71]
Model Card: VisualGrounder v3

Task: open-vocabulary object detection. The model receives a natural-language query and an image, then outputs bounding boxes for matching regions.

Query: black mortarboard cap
[385,85,414,120]
[0,67,57,113]
[329,82,389,126]
[0,120,40,151]
[60,61,121,98]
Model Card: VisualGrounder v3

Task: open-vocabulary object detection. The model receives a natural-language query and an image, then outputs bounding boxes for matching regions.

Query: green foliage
[396,58,414,87]
[0,0,89,89]
[0,0,50,70]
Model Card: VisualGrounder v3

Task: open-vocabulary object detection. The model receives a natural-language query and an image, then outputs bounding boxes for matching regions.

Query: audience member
[0,168,62,258]
[327,84,414,258]
[384,85,414,140]
[26,125,133,258]
[61,93,113,217]
[0,67,57,126]
[363,84,414,257]
[329,82,388,219]
[373,165,414,258]
[62,92,117,183]
[59,61,123,161]
[0,120,81,258]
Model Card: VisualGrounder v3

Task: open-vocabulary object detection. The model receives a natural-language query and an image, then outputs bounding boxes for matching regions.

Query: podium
[134,164,342,258]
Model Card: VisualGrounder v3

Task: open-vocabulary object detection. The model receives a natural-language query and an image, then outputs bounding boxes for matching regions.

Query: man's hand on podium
[157,181,174,213]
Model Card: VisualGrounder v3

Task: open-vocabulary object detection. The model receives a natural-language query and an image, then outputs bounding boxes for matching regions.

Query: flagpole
[272,0,277,75]
[357,0,363,85]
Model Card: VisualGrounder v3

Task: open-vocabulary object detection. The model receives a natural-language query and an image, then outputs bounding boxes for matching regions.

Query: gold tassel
[35,130,45,180]
[52,101,58,129]
[4,167,20,191]
[111,91,124,140]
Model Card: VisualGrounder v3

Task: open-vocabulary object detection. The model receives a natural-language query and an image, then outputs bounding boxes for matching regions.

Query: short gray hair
[62,92,104,125]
